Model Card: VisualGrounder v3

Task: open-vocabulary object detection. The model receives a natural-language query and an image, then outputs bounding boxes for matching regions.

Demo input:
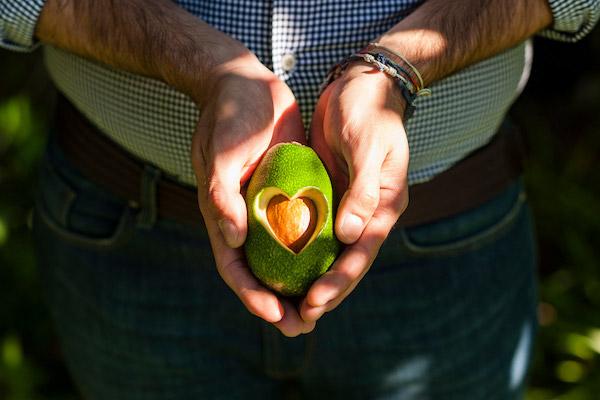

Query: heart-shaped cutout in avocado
[266,195,317,253]
[255,187,328,254]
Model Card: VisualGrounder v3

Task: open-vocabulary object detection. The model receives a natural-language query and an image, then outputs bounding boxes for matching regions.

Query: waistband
[53,94,525,228]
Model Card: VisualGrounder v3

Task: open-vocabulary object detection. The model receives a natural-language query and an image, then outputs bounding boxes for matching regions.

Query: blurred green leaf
[0,217,8,247]
[586,329,600,355]
[0,96,33,144]
[563,334,595,361]
[2,335,23,368]
[556,360,586,383]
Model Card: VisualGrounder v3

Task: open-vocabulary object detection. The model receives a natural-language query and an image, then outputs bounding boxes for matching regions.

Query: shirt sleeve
[540,0,600,42]
[0,0,47,52]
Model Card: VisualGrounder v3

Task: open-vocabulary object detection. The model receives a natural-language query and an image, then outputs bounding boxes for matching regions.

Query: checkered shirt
[2,0,599,185]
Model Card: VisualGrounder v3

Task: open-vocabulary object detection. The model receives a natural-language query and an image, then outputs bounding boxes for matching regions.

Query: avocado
[244,142,340,296]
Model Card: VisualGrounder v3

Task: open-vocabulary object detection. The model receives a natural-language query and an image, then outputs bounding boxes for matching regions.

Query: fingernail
[218,219,239,248]
[340,213,363,243]
[276,302,285,321]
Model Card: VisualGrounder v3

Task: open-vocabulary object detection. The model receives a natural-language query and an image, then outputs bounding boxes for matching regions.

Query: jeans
[33,135,538,400]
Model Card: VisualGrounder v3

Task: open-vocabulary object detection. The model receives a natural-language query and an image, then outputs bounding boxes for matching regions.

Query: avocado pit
[266,195,317,253]
[254,186,328,255]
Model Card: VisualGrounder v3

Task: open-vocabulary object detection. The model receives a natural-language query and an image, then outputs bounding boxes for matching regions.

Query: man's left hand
[301,63,410,323]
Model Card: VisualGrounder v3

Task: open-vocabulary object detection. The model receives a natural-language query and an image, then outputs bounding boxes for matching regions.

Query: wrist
[322,43,432,122]
[340,62,397,93]
[339,62,407,118]
[158,32,255,104]
[374,33,440,87]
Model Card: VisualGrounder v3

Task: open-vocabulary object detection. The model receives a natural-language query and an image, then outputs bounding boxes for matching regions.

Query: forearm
[35,0,252,102]
[377,0,553,85]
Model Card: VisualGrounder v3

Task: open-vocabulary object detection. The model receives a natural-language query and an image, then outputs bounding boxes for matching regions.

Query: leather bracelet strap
[54,94,524,230]
[362,43,426,93]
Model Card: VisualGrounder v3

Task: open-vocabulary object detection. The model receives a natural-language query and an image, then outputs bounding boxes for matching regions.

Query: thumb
[336,147,383,244]
[205,161,248,249]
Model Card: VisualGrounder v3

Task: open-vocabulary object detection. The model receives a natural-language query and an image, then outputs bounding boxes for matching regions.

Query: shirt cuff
[539,0,600,42]
[1,0,47,52]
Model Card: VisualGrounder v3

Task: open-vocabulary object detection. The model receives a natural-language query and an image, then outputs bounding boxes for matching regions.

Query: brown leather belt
[54,94,525,228]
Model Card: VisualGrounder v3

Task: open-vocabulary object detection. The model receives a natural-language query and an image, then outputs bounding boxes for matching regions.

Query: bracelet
[352,53,416,93]
[364,43,427,92]
[320,50,431,120]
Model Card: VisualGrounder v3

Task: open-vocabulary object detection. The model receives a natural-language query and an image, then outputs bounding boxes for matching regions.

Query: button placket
[272,1,299,80]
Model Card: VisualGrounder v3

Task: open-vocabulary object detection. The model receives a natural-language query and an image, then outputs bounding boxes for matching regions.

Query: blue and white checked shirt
[2,0,599,185]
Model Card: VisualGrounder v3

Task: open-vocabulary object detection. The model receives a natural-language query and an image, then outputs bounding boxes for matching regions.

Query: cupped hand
[190,51,314,336]
[302,63,410,322]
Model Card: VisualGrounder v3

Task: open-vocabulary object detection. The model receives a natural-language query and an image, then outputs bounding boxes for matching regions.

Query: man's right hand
[36,0,315,336]
[190,53,316,337]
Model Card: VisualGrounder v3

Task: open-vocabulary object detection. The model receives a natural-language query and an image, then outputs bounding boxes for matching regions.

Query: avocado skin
[245,143,340,296]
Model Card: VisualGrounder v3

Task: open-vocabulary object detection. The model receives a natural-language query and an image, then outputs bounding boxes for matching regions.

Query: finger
[300,234,379,322]
[301,125,409,321]
[271,92,307,145]
[301,229,380,318]
[191,118,250,249]
[301,247,376,322]
[335,143,384,244]
[192,130,284,323]
[309,86,345,193]
[302,178,407,316]
[202,130,254,248]
[300,293,343,323]
[273,299,316,337]
[206,160,248,248]
[380,135,410,216]
[202,211,285,324]
[300,299,328,323]
[309,84,332,159]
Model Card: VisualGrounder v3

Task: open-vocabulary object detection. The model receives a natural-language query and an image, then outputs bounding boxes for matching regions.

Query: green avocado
[244,142,340,296]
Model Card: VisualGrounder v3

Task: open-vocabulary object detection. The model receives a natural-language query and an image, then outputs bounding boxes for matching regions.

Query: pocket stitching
[400,191,527,256]
[35,198,134,250]
[36,163,134,250]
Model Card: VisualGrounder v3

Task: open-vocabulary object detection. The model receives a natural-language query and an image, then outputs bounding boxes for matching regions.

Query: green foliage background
[1,32,600,399]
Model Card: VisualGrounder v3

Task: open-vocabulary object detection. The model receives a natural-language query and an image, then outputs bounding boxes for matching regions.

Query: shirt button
[281,53,297,72]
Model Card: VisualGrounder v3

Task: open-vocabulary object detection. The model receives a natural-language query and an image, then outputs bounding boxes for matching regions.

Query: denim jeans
[33,135,538,400]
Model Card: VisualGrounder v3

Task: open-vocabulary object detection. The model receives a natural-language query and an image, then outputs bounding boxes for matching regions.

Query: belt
[54,94,525,228]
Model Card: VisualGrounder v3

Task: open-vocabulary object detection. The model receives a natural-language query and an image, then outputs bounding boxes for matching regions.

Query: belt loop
[137,164,161,229]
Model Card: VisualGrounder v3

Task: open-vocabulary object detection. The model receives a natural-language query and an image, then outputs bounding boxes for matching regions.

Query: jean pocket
[398,180,527,257]
[34,150,135,250]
